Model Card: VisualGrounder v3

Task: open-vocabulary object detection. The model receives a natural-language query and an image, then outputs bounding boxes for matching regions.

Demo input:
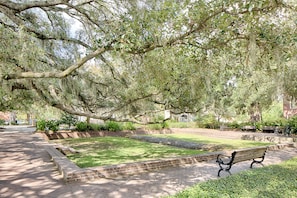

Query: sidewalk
[1,126,296,198]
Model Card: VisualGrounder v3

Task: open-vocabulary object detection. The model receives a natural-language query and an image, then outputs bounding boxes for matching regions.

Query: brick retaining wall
[242,134,297,144]
[39,128,173,140]
[44,143,294,182]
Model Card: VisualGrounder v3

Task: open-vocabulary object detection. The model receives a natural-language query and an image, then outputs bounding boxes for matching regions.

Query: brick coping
[44,143,294,183]
[38,128,173,140]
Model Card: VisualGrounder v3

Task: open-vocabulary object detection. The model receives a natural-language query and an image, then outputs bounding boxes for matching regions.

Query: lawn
[51,134,272,168]
[51,136,205,168]
[168,157,297,198]
[151,134,273,150]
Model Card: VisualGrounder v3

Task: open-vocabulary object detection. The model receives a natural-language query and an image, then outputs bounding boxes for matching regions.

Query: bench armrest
[216,154,232,165]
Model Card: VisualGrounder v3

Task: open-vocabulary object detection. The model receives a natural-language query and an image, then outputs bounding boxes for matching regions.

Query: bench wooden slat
[232,148,267,163]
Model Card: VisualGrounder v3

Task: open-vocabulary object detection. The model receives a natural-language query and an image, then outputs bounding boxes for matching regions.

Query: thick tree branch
[3,46,109,80]
[0,3,92,49]
[0,0,69,12]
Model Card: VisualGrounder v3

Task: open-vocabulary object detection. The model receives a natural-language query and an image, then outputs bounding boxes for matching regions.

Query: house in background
[0,112,33,125]
[0,112,16,124]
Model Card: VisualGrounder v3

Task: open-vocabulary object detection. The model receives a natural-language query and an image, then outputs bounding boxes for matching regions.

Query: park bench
[216,146,267,177]
[241,125,256,132]
[262,126,276,133]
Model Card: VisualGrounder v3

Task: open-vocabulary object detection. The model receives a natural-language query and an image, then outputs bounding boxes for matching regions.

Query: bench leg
[250,156,265,168]
[218,168,232,177]
[217,163,232,177]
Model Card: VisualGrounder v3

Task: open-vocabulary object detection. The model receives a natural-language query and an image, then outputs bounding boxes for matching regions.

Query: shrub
[287,116,297,134]
[76,122,88,131]
[161,121,169,129]
[239,121,256,127]
[97,124,108,131]
[88,123,107,131]
[0,119,5,125]
[87,123,100,131]
[105,121,122,131]
[60,113,77,128]
[122,122,136,130]
[37,119,59,132]
[199,121,220,129]
[196,114,220,129]
[46,120,59,132]
[147,124,163,130]
[37,119,47,131]
[166,121,197,128]
[226,122,240,129]
[10,120,17,125]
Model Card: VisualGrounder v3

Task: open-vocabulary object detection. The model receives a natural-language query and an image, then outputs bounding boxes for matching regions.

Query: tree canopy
[0,0,296,123]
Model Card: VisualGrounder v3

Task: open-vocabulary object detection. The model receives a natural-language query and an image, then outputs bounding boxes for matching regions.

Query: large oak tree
[0,0,296,123]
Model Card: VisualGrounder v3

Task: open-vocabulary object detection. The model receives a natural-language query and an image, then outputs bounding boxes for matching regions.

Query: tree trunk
[249,102,262,123]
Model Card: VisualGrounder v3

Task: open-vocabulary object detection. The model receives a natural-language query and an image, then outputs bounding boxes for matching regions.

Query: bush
[97,124,108,131]
[122,122,136,130]
[75,122,122,132]
[37,119,59,132]
[60,113,77,128]
[161,121,169,129]
[37,119,47,131]
[76,122,89,131]
[87,123,107,131]
[166,121,198,128]
[105,121,122,131]
[196,114,220,129]
[0,119,5,125]
[46,120,59,132]
[239,121,255,127]
[87,123,99,131]
[198,121,220,129]
[147,124,163,130]
[287,116,297,134]
[226,122,240,129]
[261,119,285,127]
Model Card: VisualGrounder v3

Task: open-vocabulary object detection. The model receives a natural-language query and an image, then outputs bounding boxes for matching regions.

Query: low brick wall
[44,143,294,183]
[242,134,297,144]
[87,152,220,180]
[44,142,222,182]
[39,128,173,140]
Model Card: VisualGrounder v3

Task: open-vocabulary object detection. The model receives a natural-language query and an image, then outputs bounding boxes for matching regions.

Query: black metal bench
[262,126,276,133]
[241,125,256,132]
[216,146,267,177]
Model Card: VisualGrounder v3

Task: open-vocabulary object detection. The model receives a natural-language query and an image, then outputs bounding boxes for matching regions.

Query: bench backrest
[232,147,267,164]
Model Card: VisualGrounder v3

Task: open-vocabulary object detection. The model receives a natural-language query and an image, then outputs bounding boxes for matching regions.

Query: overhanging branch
[3,46,109,80]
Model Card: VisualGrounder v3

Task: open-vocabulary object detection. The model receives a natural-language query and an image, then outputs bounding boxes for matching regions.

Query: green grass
[52,134,273,168]
[169,157,297,198]
[152,134,273,150]
[51,136,205,168]
[167,121,198,128]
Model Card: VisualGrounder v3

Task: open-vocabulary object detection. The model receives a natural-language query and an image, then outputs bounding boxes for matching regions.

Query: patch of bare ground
[170,127,280,140]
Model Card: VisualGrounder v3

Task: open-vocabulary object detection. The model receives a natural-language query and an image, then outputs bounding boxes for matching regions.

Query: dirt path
[0,126,296,198]
[170,127,281,139]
